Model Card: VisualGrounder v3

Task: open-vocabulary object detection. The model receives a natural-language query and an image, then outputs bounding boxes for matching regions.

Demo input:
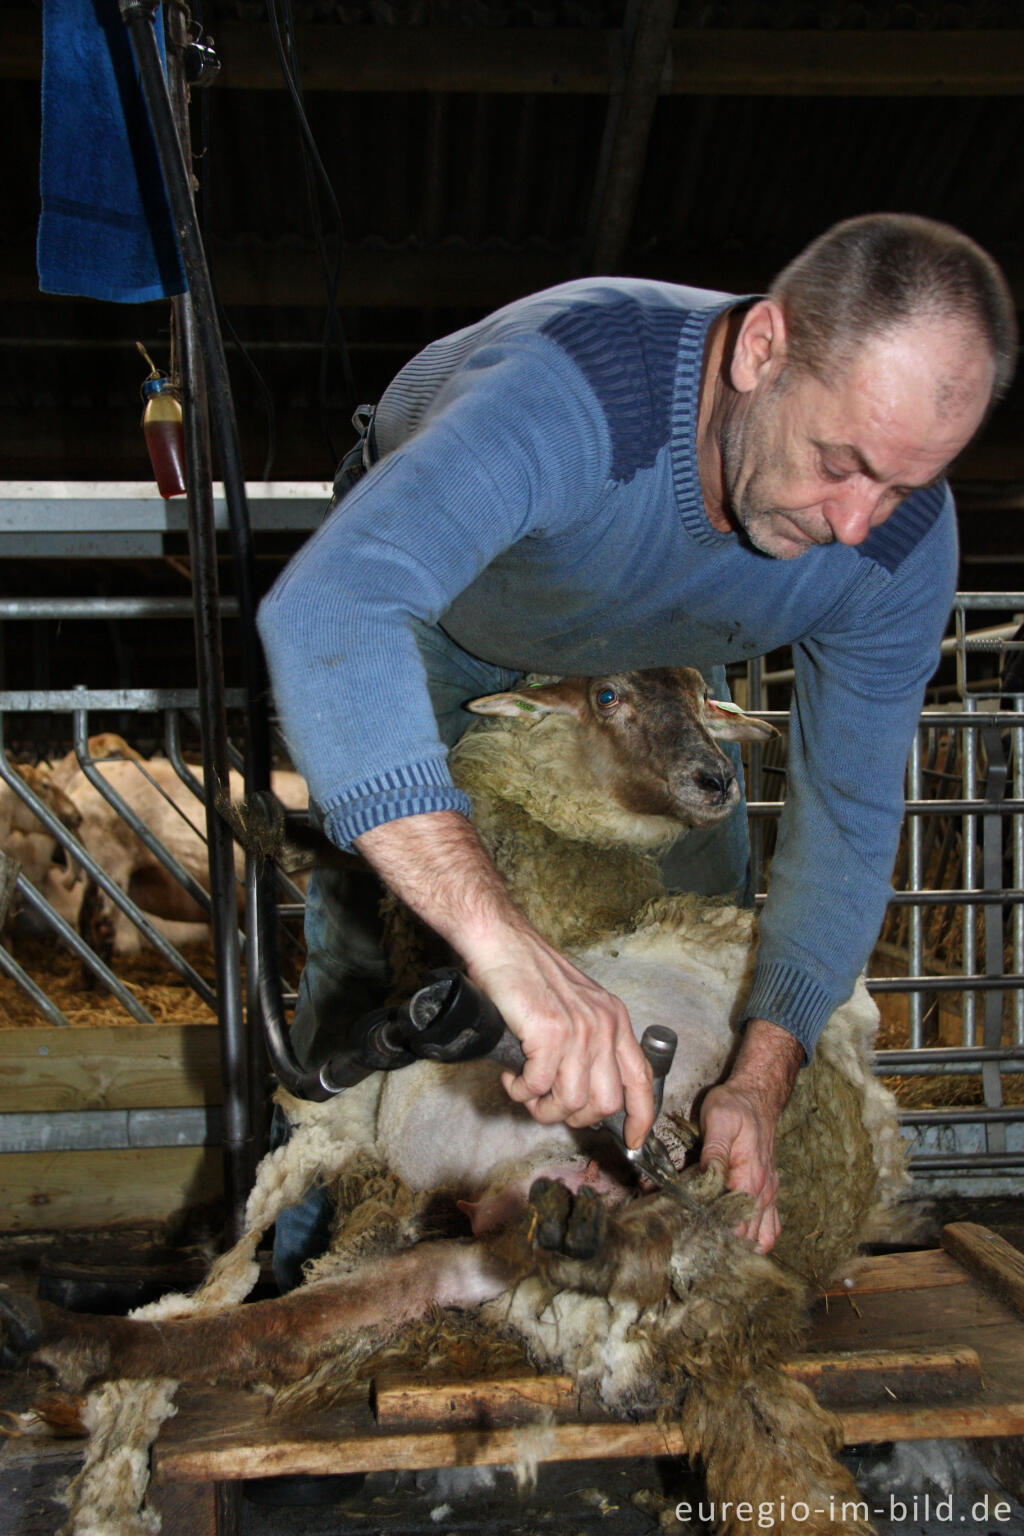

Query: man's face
[720,320,994,560]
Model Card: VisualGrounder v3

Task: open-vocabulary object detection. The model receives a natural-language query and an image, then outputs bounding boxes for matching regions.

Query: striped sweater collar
[670,298,747,547]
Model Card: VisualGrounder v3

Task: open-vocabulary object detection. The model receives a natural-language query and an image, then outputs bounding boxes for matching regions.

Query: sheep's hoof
[528,1178,608,1261]
[528,1177,571,1250]
[0,1283,42,1368]
[680,1162,727,1204]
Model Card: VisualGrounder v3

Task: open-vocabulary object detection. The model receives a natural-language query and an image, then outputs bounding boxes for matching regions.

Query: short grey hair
[769,214,1018,405]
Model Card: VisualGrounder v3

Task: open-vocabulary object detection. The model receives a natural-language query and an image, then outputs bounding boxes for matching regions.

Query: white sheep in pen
[3,734,308,956]
[1,667,909,1536]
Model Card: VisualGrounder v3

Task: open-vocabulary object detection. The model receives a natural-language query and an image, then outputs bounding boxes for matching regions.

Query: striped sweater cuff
[321,757,472,850]
[741,959,839,1061]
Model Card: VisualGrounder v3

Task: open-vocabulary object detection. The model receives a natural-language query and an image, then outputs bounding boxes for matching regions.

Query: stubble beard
[718,384,828,561]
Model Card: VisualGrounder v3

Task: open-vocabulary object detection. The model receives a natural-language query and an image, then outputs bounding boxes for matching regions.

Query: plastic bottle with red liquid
[141,376,187,498]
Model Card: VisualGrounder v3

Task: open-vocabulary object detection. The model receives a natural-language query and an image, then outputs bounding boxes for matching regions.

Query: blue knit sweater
[258,278,958,1057]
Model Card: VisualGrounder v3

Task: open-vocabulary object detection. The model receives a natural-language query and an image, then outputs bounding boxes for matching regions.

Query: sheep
[0,667,907,1536]
[3,735,307,958]
[0,761,81,895]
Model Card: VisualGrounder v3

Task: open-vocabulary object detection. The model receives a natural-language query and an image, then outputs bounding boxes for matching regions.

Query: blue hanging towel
[37,0,187,303]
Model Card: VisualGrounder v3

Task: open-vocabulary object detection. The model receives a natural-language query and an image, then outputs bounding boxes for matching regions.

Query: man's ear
[730,299,788,395]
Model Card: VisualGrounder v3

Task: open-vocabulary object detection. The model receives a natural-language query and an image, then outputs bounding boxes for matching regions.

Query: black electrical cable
[266,0,357,466]
[277,0,340,464]
[196,56,278,481]
[217,291,279,482]
[281,0,348,467]
[273,0,353,461]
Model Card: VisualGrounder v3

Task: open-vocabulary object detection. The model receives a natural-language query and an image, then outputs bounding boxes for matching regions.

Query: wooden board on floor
[373,1348,985,1428]
[942,1222,1024,1318]
[820,1247,967,1297]
[152,1233,1024,1490]
[0,1024,222,1112]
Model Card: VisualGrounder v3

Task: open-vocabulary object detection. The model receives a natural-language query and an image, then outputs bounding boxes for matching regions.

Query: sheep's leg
[0,1240,514,1392]
[77,879,116,977]
[527,1179,699,1307]
[525,1167,746,1306]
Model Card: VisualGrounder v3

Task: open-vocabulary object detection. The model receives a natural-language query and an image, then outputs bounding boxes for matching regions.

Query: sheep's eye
[596,687,617,708]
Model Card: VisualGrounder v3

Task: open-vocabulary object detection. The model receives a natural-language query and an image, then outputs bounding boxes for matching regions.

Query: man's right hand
[467,926,654,1149]
[355,810,655,1149]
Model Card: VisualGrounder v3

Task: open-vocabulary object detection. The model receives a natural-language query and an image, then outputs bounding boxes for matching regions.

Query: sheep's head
[2,766,82,838]
[467,667,778,831]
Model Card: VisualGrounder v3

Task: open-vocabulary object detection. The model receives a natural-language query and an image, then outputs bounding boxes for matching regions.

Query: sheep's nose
[694,766,734,805]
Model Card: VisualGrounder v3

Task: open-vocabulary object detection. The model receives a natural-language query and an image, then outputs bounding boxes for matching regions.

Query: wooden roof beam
[5,240,1024,310]
[585,0,677,275]
[5,17,1024,95]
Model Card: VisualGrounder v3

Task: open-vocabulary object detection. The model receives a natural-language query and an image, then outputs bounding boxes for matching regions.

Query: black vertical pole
[154,2,257,1239]
[175,289,256,1241]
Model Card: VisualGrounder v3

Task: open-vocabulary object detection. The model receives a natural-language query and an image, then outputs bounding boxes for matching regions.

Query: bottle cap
[141,377,178,400]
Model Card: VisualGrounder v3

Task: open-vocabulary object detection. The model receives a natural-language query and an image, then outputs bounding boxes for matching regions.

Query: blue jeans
[273,631,751,1289]
[269,1104,336,1294]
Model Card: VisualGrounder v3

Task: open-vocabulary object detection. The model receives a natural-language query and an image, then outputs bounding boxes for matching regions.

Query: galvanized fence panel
[741,593,1024,1191]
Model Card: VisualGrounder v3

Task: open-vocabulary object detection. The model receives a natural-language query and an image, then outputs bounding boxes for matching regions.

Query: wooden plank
[374,1372,577,1430]
[840,1402,1024,1443]
[0,1025,222,1112]
[153,1378,1024,1488]
[145,1477,221,1536]
[144,1479,241,1536]
[807,1272,1017,1351]
[942,1223,1024,1319]
[782,1348,982,1407]
[0,1439,85,1536]
[154,1391,693,1482]
[0,1147,222,1231]
[375,1349,983,1430]
[821,1248,967,1298]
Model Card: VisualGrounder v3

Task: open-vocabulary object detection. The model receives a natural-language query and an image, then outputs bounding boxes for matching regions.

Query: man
[258,213,1015,1257]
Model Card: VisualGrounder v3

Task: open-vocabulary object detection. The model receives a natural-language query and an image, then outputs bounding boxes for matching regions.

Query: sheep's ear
[467,683,583,720]
[703,697,780,743]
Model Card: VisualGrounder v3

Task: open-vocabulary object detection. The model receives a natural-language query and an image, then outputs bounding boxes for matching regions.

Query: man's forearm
[698,1018,804,1254]
[353,809,656,1146]
[354,809,526,964]
[730,1018,804,1117]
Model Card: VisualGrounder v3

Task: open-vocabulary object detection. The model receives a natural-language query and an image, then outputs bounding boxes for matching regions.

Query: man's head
[711,214,1017,559]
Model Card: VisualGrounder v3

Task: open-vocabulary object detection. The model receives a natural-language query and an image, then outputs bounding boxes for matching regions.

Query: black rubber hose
[255,855,335,1101]
[119,0,271,794]
[121,1,318,1102]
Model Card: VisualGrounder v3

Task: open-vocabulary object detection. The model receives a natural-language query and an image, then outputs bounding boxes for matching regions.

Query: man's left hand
[698,1018,804,1253]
